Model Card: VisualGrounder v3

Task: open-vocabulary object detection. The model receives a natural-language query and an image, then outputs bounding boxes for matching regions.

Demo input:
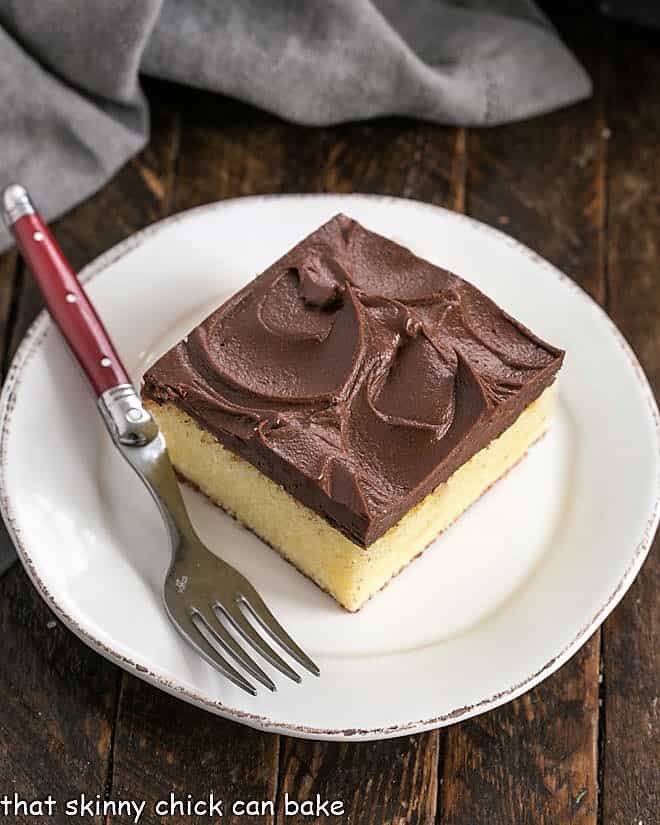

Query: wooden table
[0,9,657,824]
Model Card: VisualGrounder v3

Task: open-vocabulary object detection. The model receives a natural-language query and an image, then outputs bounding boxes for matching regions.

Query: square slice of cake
[142,214,564,611]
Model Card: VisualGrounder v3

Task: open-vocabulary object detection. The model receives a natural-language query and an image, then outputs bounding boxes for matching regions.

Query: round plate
[1,195,658,741]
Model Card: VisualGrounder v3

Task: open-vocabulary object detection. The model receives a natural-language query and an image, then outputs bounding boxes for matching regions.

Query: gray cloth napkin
[0,0,590,255]
[0,0,590,574]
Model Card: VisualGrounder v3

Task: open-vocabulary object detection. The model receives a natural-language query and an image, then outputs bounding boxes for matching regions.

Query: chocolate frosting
[143,215,564,546]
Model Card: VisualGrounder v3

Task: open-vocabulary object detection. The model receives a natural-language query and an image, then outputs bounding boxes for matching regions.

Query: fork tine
[237,586,320,677]
[195,608,276,692]
[215,601,302,683]
[173,610,257,695]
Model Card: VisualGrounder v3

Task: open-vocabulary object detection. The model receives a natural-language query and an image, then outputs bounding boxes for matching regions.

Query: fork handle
[2,184,130,396]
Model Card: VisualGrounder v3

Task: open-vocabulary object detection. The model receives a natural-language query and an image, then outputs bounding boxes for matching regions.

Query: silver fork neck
[98,384,159,447]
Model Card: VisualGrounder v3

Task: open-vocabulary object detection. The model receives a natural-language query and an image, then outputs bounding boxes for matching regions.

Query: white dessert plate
[1,195,658,741]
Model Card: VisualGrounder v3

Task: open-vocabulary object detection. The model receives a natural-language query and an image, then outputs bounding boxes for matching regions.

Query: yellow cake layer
[145,386,555,612]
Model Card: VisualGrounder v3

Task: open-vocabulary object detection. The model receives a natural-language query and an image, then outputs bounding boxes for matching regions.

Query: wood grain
[107,678,278,825]
[441,642,600,825]
[440,12,605,825]
[319,120,464,208]
[0,250,18,369]
[173,88,326,208]
[600,22,660,825]
[466,73,606,300]
[277,735,438,825]
[0,569,119,825]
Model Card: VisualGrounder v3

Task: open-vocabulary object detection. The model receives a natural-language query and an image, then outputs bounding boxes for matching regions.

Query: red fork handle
[2,185,130,397]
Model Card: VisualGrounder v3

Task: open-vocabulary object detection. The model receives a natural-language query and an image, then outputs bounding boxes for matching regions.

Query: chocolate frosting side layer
[143,214,564,547]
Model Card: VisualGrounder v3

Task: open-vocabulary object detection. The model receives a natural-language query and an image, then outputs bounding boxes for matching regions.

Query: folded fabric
[0,0,590,256]
[0,0,590,574]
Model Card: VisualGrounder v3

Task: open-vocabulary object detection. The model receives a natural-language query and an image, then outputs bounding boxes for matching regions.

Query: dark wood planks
[320,121,464,208]
[173,89,327,207]
[441,642,601,825]
[0,251,18,363]
[277,735,438,824]
[0,569,120,825]
[108,680,279,825]
[440,14,606,825]
[600,22,660,825]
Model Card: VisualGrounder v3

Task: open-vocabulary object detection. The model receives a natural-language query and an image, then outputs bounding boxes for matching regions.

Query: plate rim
[1,193,658,741]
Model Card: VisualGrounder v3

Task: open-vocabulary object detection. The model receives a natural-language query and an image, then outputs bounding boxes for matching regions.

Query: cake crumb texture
[145,385,555,612]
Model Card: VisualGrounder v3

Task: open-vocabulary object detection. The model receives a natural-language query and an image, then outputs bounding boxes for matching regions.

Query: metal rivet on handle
[126,408,143,423]
[65,293,77,303]
[100,357,112,367]
[33,231,44,242]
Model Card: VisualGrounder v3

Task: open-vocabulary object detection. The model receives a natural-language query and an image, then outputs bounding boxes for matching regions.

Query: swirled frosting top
[143,215,563,546]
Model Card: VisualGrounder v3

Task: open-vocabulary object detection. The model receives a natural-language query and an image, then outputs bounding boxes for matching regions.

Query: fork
[2,184,319,695]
